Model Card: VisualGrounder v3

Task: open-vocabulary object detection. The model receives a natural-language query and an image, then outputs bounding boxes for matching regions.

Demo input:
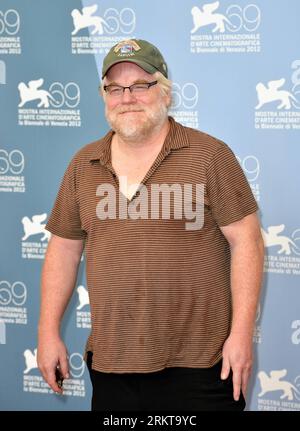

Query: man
[37,38,264,411]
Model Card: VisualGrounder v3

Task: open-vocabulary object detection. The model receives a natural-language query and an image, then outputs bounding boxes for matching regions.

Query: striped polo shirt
[46,116,258,373]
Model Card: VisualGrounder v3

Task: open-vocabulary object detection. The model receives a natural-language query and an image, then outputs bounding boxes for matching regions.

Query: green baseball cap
[102,39,168,79]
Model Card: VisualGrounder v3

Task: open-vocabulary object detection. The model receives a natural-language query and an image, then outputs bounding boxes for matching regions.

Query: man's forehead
[105,61,153,81]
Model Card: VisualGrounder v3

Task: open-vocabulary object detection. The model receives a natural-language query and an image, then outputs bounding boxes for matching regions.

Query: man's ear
[99,85,106,100]
[165,91,172,109]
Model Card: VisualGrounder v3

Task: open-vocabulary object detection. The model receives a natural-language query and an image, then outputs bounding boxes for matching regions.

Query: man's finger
[221,357,230,380]
[45,368,63,394]
[232,369,242,401]
[241,367,251,398]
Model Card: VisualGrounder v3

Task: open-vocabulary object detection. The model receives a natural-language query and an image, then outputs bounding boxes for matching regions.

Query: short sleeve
[206,143,259,227]
[46,155,87,240]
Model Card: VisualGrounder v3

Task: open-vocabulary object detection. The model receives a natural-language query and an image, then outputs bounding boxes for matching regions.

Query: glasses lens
[131,83,149,93]
[106,85,123,95]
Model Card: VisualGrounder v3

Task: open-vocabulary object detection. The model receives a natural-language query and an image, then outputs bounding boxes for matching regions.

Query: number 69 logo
[0,149,24,175]
[103,8,135,34]
[226,4,261,32]
[171,83,199,110]
[236,155,260,182]
[69,353,86,378]
[49,82,80,108]
[0,281,27,306]
[0,9,20,35]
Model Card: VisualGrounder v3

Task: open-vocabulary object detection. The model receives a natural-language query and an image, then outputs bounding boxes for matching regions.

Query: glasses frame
[103,80,158,96]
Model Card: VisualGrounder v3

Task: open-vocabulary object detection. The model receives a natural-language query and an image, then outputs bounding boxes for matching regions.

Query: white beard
[105,101,168,142]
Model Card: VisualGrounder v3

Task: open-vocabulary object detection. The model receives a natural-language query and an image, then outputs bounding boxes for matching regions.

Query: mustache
[116,107,145,114]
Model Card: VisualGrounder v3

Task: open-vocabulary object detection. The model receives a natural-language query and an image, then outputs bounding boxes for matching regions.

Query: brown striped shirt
[46,117,258,373]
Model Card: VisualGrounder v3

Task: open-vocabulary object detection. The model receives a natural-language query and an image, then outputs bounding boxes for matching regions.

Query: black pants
[86,351,245,411]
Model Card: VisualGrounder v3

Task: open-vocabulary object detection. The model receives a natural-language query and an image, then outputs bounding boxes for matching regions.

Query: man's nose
[121,88,136,103]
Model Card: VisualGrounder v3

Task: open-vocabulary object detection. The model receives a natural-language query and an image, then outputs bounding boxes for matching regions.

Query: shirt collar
[89,116,190,165]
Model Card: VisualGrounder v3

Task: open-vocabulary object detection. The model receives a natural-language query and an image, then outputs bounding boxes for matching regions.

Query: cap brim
[102,59,157,79]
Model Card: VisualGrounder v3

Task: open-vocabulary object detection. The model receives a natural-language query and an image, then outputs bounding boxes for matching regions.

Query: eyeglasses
[103,80,158,97]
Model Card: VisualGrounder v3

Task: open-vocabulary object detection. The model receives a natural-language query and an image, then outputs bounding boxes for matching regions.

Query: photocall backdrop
[0,0,299,411]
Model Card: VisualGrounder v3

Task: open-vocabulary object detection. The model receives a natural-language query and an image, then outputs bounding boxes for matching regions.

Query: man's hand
[220,332,253,401]
[37,235,84,394]
[220,212,263,402]
[37,335,70,394]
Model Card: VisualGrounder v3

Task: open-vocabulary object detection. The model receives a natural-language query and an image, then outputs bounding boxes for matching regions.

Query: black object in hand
[55,367,64,389]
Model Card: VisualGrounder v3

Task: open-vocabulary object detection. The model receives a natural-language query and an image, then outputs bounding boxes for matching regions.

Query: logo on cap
[114,40,141,57]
